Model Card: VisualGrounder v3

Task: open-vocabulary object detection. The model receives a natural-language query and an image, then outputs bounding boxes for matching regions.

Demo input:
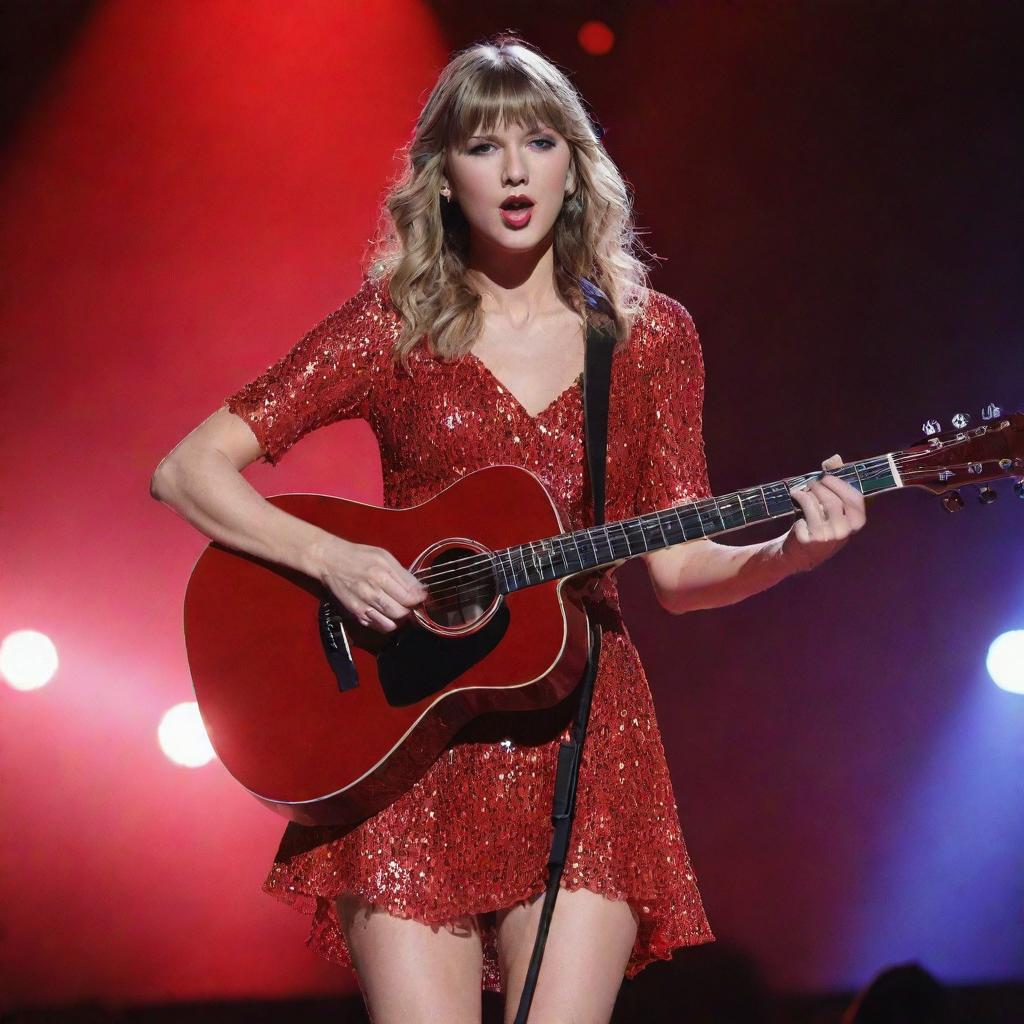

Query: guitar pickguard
[378,600,511,706]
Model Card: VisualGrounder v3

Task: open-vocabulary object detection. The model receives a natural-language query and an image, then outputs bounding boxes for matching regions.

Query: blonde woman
[152,33,865,1024]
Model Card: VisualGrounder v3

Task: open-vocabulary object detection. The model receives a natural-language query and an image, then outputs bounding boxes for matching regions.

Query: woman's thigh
[336,893,484,1024]
[495,886,639,1024]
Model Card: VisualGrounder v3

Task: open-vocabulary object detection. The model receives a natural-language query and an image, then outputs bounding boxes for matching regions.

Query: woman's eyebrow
[467,123,551,141]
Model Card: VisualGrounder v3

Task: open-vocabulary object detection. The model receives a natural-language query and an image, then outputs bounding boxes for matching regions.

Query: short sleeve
[634,297,712,514]
[224,276,387,466]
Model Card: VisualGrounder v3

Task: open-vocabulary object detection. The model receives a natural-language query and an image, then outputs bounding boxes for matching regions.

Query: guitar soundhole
[422,545,497,630]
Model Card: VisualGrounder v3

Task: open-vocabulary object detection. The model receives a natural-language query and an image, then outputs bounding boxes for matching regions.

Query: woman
[151,34,865,1024]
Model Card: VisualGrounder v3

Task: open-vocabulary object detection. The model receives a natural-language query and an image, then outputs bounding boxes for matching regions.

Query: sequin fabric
[224,275,715,992]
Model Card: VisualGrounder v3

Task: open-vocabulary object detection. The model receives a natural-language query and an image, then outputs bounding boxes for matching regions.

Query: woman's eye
[467,138,556,155]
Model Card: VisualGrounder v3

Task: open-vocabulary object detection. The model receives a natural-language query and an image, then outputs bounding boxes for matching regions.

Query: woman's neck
[465,232,566,324]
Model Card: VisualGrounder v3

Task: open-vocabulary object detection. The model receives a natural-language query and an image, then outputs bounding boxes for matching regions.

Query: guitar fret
[554,535,569,575]
[501,549,519,591]
[631,517,651,553]
[496,551,511,592]
[569,530,585,569]
[542,540,555,579]
[714,497,729,531]
[767,482,792,518]
[531,541,543,582]
[610,524,626,557]
[652,509,670,547]
[693,502,709,537]
[717,493,740,531]
[515,547,528,587]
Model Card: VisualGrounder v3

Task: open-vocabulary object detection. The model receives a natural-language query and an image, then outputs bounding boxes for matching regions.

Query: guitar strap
[512,281,617,1024]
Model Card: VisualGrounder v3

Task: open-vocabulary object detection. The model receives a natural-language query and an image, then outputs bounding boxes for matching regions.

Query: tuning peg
[941,490,965,512]
[922,419,942,436]
[951,412,971,429]
[981,403,1002,421]
[978,486,998,504]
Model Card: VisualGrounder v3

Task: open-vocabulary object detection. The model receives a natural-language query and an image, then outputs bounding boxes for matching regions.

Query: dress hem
[262,866,716,993]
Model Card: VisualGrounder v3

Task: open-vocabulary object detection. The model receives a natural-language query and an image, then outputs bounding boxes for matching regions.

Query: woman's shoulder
[335,271,398,320]
[626,287,701,369]
[312,272,402,348]
[635,287,697,338]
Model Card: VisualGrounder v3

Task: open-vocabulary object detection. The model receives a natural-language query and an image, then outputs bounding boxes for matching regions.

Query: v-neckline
[465,351,583,422]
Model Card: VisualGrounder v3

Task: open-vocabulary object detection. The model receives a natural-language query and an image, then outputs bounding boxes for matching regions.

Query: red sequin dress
[224,275,716,992]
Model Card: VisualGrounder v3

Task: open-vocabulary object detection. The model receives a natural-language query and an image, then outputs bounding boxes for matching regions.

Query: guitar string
[406,460,983,611]
[408,459,995,607]
[332,434,1006,617]
[411,464,1011,614]
[411,440,985,592]
[408,453,980,598]
[379,428,1016,616]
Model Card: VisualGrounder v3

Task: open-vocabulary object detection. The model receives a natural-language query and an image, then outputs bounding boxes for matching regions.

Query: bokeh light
[0,629,59,691]
[577,20,615,57]
[158,701,217,767]
[986,630,1024,694]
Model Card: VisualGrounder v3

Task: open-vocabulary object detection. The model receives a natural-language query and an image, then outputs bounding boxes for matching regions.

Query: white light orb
[158,701,217,767]
[987,630,1024,695]
[0,630,59,691]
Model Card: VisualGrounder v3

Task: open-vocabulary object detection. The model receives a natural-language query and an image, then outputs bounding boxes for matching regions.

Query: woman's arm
[643,455,867,614]
[151,405,425,631]
[150,405,336,578]
[643,536,790,615]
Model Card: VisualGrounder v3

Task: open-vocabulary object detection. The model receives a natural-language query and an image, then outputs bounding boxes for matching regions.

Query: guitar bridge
[319,598,358,691]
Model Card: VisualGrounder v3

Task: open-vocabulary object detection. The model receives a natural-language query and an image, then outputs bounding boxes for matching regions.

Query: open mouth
[499,197,534,228]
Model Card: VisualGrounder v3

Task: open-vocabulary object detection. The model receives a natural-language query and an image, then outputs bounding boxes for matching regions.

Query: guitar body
[184,465,592,829]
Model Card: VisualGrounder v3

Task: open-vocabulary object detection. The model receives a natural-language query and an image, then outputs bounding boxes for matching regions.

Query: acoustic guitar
[183,407,1023,827]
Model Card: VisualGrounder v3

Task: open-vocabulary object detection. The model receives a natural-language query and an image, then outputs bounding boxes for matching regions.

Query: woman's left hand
[780,453,867,574]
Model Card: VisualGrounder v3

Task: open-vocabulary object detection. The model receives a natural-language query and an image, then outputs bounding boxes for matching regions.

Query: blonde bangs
[444,65,574,149]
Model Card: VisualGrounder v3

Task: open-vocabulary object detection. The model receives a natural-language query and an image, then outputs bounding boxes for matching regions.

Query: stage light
[158,701,217,767]
[986,630,1024,694]
[0,629,59,691]
[578,20,615,57]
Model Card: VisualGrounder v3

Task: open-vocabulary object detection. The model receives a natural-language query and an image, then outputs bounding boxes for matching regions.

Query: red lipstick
[499,193,534,229]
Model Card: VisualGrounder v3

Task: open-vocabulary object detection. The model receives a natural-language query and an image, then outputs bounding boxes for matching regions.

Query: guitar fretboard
[492,455,899,594]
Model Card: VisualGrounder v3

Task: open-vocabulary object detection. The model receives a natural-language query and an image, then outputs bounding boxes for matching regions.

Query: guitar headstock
[895,406,1024,510]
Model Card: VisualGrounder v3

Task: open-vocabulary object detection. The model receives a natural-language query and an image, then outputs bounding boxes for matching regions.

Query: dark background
[1,1,1021,1019]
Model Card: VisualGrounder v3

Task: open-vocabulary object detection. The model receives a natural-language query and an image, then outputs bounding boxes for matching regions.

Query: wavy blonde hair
[366,34,653,368]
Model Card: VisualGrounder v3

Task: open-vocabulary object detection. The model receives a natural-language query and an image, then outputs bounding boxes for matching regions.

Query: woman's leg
[337,893,484,1024]
[495,886,639,1024]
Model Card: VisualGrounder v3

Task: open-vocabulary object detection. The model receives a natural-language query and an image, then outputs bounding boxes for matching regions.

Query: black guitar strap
[512,281,617,1024]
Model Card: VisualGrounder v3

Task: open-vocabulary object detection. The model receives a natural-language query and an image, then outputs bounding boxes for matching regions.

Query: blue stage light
[987,630,1024,694]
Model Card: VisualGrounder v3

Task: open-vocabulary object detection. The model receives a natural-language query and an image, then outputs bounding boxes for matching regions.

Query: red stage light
[577,20,615,57]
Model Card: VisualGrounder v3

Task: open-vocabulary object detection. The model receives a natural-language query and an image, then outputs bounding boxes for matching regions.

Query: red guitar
[183,409,1023,828]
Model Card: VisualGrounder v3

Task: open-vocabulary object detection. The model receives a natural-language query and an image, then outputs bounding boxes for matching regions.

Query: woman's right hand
[316,535,428,632]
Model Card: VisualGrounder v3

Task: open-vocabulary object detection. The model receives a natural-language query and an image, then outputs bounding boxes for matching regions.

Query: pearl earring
[440,184,452,201]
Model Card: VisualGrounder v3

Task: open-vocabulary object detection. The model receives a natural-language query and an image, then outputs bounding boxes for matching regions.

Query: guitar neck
[493,453,903,594]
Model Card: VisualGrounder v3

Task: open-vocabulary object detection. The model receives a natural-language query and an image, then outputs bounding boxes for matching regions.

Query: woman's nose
[502,148,528,186]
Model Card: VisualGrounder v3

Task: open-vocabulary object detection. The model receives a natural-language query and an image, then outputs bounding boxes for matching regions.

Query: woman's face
[444,119,573,255]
